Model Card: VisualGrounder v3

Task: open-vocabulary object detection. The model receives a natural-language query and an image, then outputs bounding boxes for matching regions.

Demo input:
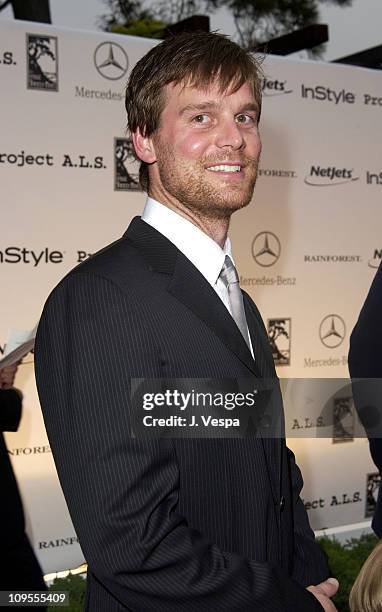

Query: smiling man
[35,32,337,611]
[134,78,261,247]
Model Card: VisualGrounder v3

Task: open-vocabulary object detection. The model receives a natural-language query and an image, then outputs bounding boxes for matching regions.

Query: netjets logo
[114,137,140,191]
[261,77,293,97]
[368,248,382,269]
[251,232,281,267]
[319,315,346,348]
[26,34,58,91]
[94,42,128,80]
[305,165,359,187]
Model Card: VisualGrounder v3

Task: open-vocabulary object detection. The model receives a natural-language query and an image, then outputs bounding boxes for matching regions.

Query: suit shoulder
[43,236,148,309]
[73,235,145,279]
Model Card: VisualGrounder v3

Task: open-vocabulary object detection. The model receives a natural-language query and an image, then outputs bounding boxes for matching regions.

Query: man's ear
[132,128,157,164]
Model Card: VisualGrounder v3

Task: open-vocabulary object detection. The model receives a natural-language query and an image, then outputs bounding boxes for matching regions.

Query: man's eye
[192,114,209,123]
[236,114,255,124]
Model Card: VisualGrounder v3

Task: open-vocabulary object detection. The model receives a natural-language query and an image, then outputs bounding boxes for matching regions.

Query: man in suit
[349,261,382,538]
[35,32,337,610]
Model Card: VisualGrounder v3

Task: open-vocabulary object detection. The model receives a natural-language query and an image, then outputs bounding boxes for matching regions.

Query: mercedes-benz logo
[319,315,346,348]
[251,231,281,267]
[94,42,128,80]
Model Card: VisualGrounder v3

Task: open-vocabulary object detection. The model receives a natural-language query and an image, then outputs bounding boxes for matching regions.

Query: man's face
[147,79,262,219]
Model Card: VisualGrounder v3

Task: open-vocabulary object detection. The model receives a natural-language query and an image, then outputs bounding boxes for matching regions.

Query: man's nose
[215,118,244,149]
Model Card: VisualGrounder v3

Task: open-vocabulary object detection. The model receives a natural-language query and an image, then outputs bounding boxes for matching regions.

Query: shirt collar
[141,197,233,286]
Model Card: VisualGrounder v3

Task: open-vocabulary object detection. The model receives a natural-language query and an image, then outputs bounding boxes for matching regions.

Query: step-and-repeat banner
[1,19,381,573]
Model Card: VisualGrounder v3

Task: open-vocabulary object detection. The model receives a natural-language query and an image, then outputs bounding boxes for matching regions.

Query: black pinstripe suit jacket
[35,217,329,611]
[349,261,382,538]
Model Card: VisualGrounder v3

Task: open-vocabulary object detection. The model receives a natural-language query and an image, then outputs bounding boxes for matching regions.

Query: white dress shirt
[141,197,254,359]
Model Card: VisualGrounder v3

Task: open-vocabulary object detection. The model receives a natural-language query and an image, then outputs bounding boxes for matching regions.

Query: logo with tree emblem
[26,34,58,91]
[114,137,140,191]
[267,318,291,366]
[365,472,381,518]
[332,397,354,443]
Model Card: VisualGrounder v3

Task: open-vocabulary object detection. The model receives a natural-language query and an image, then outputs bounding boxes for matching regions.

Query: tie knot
[220,255,239,286]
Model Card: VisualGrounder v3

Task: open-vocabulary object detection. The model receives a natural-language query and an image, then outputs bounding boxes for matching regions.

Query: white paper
[0,325,37,368]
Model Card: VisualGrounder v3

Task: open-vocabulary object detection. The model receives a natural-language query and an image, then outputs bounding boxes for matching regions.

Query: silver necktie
[219,255,251,351]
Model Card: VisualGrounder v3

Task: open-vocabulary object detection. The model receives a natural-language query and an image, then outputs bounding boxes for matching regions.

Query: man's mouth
[206,164,242,173]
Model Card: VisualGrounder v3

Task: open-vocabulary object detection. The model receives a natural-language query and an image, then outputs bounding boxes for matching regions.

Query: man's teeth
[207,165,241,172]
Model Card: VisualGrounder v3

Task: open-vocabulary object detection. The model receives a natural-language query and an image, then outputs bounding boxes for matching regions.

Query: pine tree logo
[27,34,58,91]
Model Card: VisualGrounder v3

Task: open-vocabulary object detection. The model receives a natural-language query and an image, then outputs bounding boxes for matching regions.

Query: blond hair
[350,539,382,611]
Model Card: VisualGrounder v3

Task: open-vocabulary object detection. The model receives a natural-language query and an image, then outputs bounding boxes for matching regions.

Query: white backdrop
[1,19,381,573]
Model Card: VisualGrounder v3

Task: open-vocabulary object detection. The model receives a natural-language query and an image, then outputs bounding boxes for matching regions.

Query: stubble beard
[154,142,259,221]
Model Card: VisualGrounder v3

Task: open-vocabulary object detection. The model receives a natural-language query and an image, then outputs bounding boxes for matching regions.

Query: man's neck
[147,193,230,249]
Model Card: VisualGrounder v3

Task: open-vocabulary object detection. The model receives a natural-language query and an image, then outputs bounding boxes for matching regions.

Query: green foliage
[152,0,205,24]
[99,0,353,49]
[48,574,86,612]
[111,19,166,39]
[204,0,353,49]
[318,533,379,611]
[99,0,206,31]
[98,0,155,30]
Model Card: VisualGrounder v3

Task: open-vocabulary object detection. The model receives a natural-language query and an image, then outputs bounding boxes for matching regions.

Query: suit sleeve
[35,272,323,612]
[241,291,330,587]
[288,448,330,586]
[348,263,382,537]
[349,262,382,379]
[348,263,382,449]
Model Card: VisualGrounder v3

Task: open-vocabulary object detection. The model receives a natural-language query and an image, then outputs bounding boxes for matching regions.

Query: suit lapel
[126,217,282,504]
[243,293,282,505]
[168,252,259,375]
[244,295,272,378]
[170,258,282,506]
[125,217,258,374]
